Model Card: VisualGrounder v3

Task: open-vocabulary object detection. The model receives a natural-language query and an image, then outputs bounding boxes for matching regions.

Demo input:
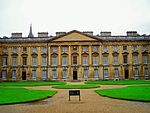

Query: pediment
[51,30,99,42]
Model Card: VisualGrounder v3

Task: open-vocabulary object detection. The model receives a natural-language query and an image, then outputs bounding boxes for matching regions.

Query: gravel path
[0,83,150,113]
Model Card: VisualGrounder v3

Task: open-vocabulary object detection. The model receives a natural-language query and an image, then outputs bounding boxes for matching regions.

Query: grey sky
[0,0,150,37]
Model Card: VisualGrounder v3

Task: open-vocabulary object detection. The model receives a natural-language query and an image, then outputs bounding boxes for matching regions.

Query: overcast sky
[0,0,150,37]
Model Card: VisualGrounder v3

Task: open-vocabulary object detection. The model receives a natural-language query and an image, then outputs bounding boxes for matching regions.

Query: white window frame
[42,56,47,66]
[32,70,36,79]
[93,46,98,52]
[52,70,56,80]
[62,56,67,66]
[32,57,36,66]
[62,69,67,79]
[114,56,118,65]
[83,69,88,79]
[114,46,118,52]
[114,68,119,78]
[62,47,67,52]
[12,57,17,66]
[2,70,7,79]
[133,55,138,64]
[52,56,57,66]
[93,56,98,65]
[42,70,46,79]
[103,56,108,65]
[3,57,7,66]
[94,69,99,79]
[144,68,149,76]
[12,70,16,79]
[52,47,57,52]
[13,47,17,53]
[104,69,108,78]
[83,56,88,65]
[32,47,37,53]
[42,47,47,53]
[83,46,88,52]
[143,55,148,64]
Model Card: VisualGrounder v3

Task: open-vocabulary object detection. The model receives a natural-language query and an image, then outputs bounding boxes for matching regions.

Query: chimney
[56,32,66,37]
[127,31,137,36]
[100,32,111,36]
[11,33,22,38]
[38,32,48,37]
[83,31,93,36]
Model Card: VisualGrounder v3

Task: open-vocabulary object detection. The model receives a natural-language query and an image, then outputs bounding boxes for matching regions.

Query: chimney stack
[11,33,22,38]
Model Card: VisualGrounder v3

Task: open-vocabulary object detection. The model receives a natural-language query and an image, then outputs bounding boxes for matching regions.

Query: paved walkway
[0,82,150,113]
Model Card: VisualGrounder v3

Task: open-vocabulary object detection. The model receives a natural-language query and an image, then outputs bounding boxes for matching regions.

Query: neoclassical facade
[0,29,150,81]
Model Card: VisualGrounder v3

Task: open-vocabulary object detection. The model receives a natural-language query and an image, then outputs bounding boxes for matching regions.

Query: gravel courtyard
[0,82,150,113]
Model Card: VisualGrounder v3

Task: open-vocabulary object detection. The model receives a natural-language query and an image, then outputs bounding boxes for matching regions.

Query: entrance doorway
[73,71,77,80]
[124,69,129,79]
[22,71,26,80]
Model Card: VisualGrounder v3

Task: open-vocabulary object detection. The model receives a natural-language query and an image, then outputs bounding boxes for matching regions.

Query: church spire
[28,24,34,37]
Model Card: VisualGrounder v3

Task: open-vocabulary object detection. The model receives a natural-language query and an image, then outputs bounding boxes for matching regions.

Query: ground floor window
[42,70,46,79]
[104,69,108,78]
[114,68,119,78]
[62,69,67,79]
[52,70,56,80]
[32,70,36,79]
[94,69,98,79]
[144,68,149,76]
[12,70,16,79]
[83,69,88,79]
[134,68,139,77]
[2,70,7,79]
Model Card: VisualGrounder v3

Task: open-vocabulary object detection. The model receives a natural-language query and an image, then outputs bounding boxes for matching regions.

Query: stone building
[0,26,150,81]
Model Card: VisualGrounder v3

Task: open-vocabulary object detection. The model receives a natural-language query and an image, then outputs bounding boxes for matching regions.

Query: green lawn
[85,80,150,85]
[0,81,66,87]
[52,85,100,89]
[0,87,57,105]
[96,85,150,102]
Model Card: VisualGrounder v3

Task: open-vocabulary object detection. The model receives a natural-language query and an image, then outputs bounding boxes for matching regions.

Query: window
[134,68,139,77]
[52,56,57,66]
[73,56,77,65]
[52,47,57,52]
[42,57,47,66]
[123,46,127,51]
[123,55,127,64]
[12,57,17,66]
[12,70,16,79]
[62,56,67,66]
[103,56,108,65]
[3,47,8,53]
[93,56,98,65]
[144,68,149,76]
[42,47,47,53]
[32,47,37,53]
[62,69,67,79]
[94,69,98,79]
[32,70,36,79]
[114,56,118,65]
[83,69,88,79]
[143,46,148,51]
[83,56,88,65]
[32,57,36,66]
[22,47,27,53]
[133,46,137,51]
[93,46,98,52]
[103,46,107,52]
[133,55,138,64]
[114,46,118,52]
[13,47,17,53]
[83,46,88,52]
[3,57,7,66]
[2,70,7,79]
[42,70,46,79]
[104,69,108,78]
[114,68,119,78]
[62,47,67,52]
[143,56,148,64]
[52,70,56,79]
[23,57,27,66]
[73,46,77,52]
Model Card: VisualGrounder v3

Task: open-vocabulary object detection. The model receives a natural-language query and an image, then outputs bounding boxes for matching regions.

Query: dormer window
[73,46,77,52]
[3,47,8,53]
[82,46,88,52]
[103,46,107,52]
[42,47,47,53]
[13,47,17,53]
[52,47,57,52]
[123,46,127,51]
[32,47,37,53]
[62,47,67,52]
[22,47,27,53]
[93,46,98,52]
[114,46,118,52]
